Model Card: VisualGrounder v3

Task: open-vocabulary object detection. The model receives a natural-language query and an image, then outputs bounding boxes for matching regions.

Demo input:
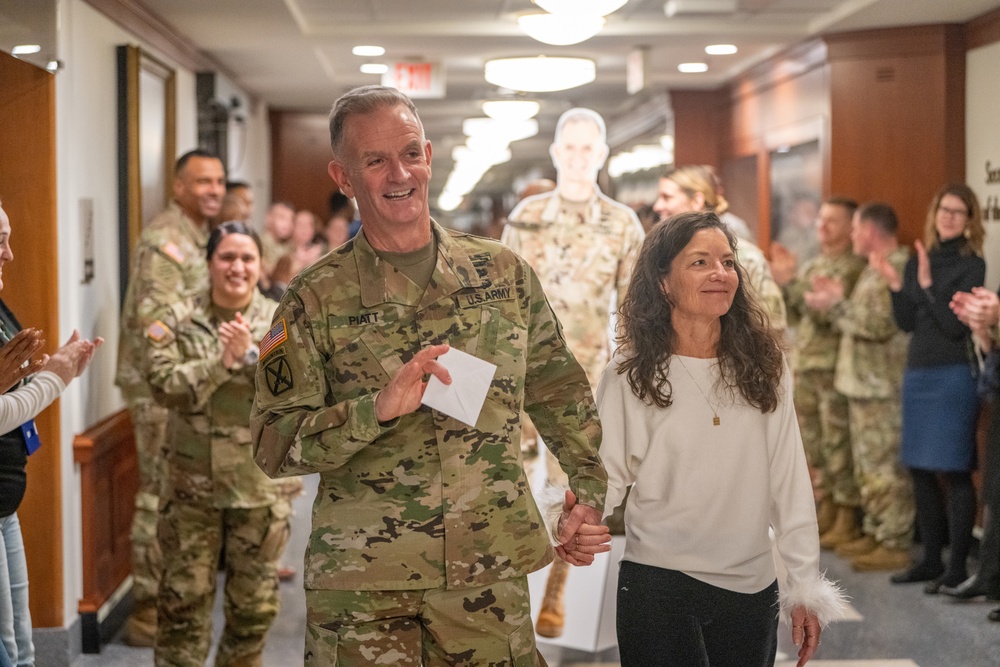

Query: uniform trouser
[127,397,168,609]
[847,397,915,549]
[154,500,290,667]
[304,577,544,666]
[794,369,858,506]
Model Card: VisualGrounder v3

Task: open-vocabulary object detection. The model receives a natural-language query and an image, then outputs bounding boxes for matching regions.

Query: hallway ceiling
[139,0,1000,206]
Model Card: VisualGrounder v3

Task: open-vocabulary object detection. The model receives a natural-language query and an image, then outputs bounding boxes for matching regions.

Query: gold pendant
[713,416,720,426]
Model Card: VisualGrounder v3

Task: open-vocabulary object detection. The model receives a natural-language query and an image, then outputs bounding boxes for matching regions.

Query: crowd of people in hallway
[3,83,1000,667]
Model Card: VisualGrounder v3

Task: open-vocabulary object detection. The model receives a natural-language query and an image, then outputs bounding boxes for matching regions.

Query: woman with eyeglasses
[872,183,986,593]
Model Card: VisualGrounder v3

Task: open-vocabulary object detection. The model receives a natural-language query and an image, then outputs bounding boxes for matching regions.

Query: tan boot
[815,498,836,535]
[818,505,860,549]
[124,600,157,648]
[835,534,877,558]
[851,544,911,572]
[535,558,570,638]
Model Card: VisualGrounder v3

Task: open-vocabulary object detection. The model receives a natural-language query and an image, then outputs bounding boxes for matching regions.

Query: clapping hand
[951,287,1000,350]
[43,329,103,384]
[0,328,45,393]
[769,242,798,287]
[803,275,844,313]
[555,490,611,566]
[219,312,253,369]
[869,251,902,292]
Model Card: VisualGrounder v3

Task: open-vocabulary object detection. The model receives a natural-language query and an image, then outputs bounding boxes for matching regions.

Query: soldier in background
[251,85,609,666]
[258,201,295,297]
[807,203,915,571]
[503,107,644,638]
[219,181,254,224]
[771,197,866,546]
[146,222,291,667]
[115,149,226,646]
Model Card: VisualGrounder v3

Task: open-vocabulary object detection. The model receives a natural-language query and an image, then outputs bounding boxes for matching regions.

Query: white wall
[53,0,269,627]
[967,39,1000,291]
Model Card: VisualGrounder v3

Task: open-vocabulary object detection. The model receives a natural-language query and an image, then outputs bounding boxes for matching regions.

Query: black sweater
[890,236,986,368]
[0,299,29,518]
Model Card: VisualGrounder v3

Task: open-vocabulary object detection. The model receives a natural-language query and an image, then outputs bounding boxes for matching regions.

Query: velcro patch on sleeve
[263,355,293,396]
[145,320,171,342]
[259,318,288,360]
[160,242,185,265]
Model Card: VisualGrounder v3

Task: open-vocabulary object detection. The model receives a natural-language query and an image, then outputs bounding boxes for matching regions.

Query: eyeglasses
[938,205,969,218]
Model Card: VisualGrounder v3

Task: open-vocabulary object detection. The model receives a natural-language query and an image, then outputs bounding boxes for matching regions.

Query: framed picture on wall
[117,44,176,305]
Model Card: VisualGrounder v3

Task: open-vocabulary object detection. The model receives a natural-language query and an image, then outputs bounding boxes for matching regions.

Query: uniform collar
[354,218,487,309]
[540,187,603,224]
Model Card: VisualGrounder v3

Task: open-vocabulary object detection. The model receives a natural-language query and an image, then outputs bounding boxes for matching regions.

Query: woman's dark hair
[206,221,263,261]
[616,211,784,412]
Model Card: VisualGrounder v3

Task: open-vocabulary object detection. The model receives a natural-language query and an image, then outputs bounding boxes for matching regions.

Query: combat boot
[835,534,877,558]
[818,505,859,549]
[851,544,911,572]
[124,600,157,647]
[815,498,836,535]
[535,558,570,638]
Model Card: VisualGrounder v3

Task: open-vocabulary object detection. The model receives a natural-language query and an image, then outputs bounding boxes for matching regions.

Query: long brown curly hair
[616,211,785,412]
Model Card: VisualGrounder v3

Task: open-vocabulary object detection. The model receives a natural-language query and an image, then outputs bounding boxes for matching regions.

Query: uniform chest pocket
[328,329,402,400]
[477,306,527,426]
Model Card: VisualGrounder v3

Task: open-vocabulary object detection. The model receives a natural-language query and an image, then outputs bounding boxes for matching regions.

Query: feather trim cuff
[536,484,568,547]
[779,571,849,627]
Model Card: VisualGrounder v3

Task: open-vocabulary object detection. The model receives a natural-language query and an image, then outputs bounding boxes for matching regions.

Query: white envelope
[421,347,498,427]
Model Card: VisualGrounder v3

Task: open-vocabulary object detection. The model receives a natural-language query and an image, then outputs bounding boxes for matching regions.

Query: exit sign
[382,61,446,99]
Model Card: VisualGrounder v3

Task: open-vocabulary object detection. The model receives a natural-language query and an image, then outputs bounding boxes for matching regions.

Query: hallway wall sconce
[485,56,595,92]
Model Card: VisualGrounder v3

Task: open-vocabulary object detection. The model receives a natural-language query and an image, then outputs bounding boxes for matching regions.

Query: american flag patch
[161,242,185,264]
[259,319,287,360]
[145,320,169,342]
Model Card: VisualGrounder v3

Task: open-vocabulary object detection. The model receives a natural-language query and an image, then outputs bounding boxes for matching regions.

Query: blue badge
[21,419,40,455]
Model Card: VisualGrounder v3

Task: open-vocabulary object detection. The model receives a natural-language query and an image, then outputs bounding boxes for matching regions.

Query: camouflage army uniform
[251,220,605,666]
[260,230,292,281]
[738,239,787,331]
[115,201,210,616]
[832,247,915,549]
[785,249,865,506]
[146,290,294,667]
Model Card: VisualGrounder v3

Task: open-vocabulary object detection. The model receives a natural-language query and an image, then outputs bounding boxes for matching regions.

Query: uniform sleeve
[520,264,607,511]
[250,286,397,478]
[769,364,846,625]
[132,243,190,326]
[145,314,233,413]
[0,371,65,434]
[832,277,899,342]
[594,363,636,521]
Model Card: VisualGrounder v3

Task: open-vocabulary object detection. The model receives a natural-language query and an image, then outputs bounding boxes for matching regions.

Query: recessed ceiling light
[705,44,737,55]
[678,62,708,73]
[352,45,385,57]
[360,63,388,75]
[485,56,596,92]
[11,44,41,55]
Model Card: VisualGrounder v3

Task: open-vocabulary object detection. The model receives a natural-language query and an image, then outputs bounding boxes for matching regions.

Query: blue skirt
[900,364,978,472]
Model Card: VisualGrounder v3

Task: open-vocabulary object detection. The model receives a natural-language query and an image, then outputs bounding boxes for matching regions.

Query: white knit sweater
[0,371,64,434]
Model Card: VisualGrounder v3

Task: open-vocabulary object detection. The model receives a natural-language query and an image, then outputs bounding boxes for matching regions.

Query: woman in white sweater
[597,211,844,666]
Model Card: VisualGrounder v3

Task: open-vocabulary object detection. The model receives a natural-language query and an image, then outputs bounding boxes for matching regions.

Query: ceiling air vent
[664,0,738,17]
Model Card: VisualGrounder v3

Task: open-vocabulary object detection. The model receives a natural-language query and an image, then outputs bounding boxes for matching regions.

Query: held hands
[555,490,611,566]
[790,605,822,666]
[373,343,451,423]
[803,275,844,313]
[869,251,902,292]
[219,312,253,369]
[0,328,46,394]
[43,329,103,385]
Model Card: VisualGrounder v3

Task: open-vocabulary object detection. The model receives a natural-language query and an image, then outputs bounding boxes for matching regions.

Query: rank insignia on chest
[263,355,293,396]
[259,318,287,360]
[145,320,170,342]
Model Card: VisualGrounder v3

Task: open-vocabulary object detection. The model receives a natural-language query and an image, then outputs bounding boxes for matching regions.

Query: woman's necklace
[675,356,721,425]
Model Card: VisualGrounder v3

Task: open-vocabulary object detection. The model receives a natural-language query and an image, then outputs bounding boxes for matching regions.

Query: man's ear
[328,161,353,199]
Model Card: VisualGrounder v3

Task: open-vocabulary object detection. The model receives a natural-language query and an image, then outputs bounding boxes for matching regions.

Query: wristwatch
[242,345,260,367]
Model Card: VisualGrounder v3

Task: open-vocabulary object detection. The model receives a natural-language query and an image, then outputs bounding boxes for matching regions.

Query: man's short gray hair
[553,107,607,145]
[328,85,423,159]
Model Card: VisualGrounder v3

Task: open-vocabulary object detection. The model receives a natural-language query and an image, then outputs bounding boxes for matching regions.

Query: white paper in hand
[421,347,498,427]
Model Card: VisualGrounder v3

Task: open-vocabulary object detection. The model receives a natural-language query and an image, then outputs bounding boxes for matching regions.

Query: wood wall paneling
[269,110,338,221]
[670,89,726,168]
[0,51,62,627]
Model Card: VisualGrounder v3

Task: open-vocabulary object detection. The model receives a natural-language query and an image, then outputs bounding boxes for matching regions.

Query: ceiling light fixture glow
[705,44,738,55]
[533,0,628,17]
[678,62,708,73]
[352,45,385,57]
[517,13,605,46]
[485,56,595,93]
[11,44,41,55]
[360,63,388,74]
[482,100,541,122]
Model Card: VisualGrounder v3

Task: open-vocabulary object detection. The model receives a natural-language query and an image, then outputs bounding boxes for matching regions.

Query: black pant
[616,560,779,667]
